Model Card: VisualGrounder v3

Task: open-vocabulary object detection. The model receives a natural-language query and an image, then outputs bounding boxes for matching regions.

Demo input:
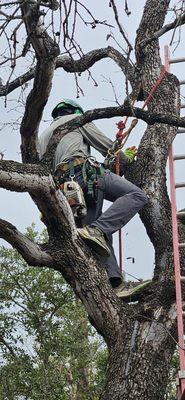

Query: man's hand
[124,146,137,162]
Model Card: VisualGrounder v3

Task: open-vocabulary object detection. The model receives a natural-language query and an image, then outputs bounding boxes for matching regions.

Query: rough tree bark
[1,1,185,399]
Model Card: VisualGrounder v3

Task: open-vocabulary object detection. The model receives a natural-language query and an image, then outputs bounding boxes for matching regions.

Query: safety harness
[54,157,105,218]
[54,65,167,236]
[82,157,105,202]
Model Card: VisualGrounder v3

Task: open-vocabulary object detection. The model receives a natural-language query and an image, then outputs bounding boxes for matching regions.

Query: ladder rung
[170,57,185,64]
[177,129,185,134]
[180,276,185,282]
[175,182,185,188]
[179,371,185,379]
[179,243,185,248]
[180,104,185,109]
[177,211,185,218]
[174,154,185,160]
[180,80,185,85]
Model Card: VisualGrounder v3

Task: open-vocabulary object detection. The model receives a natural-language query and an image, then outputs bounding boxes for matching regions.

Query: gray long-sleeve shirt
[39,114,114,170]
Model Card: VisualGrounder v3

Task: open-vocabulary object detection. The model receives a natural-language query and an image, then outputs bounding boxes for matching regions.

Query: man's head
[51,99,84,119]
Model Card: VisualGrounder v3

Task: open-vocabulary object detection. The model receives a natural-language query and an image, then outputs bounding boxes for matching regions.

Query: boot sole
[116,280,151,299]
[78,231,111,257]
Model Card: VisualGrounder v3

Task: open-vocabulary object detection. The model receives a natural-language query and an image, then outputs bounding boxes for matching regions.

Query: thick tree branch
[60,46,134,81]
[136,0,170,42]
[135,0,170,67]
[20,2,59,60]
[41,103,185,167]
[0,67,35,96]
[0,218,53,266]
[0,160,76,237]
[20,1,60,164]
[0,160,49,192]
[0,46,135,97]
[140,11,185,48]
[39,0,59,10]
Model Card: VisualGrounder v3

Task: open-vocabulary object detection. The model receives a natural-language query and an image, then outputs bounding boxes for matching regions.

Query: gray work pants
[81,170,148,283]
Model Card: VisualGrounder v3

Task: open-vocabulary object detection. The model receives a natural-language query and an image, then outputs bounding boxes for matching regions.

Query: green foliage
[0,227,108,400]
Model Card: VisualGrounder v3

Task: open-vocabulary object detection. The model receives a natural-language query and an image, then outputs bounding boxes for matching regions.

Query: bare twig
[124,0,131,16]
[109,0,133,51]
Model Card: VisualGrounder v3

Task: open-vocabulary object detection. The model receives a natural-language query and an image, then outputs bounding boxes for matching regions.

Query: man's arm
[80,122,114,157]
[81,122,132,168]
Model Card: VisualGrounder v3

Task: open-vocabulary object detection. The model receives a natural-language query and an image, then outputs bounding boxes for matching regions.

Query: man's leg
[92,170,146,286]
[92,170,148,235]
[74,169,122,286]
[105,252,122,288]
[78,170,149,296]
[80,193,122,287]
[78,170,148,255]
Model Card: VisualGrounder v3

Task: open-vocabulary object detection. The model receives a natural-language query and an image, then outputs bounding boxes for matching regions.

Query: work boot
[114,280,151,300]
[77,226,111,257]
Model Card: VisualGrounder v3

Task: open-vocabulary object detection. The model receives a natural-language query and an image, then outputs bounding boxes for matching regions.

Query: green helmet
[51,99,84,119]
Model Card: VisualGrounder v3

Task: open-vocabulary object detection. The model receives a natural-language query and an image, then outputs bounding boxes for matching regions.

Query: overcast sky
[0,1,185,282]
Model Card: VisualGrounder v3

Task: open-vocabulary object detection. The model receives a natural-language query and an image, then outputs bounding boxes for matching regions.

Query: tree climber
[39,99,149,297]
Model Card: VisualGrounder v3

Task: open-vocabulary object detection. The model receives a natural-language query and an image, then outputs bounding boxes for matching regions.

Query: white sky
[0,1,185,281]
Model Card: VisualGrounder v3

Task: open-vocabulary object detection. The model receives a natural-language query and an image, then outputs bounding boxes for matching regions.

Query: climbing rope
[116,65,167,154]
[115,65,167,273]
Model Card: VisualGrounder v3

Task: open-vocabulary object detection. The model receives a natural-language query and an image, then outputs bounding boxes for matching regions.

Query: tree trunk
[1,1,185,399]
[98,1,185,398]
[101,306,176,400]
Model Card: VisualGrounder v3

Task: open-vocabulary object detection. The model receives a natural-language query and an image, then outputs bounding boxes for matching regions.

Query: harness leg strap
[95,177,105,220]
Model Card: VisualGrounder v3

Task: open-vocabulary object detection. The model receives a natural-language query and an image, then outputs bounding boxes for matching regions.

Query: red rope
[116,65,167,274]
[142,66,167,110]
[115,148,122,273]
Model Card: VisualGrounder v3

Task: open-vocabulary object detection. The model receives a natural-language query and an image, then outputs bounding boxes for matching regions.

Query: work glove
[116,147,137,176]
[104,146,137,175]
[124,146,137,163]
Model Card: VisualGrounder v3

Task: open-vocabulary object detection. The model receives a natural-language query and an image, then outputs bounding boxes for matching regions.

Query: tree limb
[0,160,50,192]
[0,46,135,97]
[40,103,185,166]
[140,11,185,48]
[0,160,76,237]
[39,0,59,10]
[135,0,170,65]
[20,1,60,163]
[0,218,53,266]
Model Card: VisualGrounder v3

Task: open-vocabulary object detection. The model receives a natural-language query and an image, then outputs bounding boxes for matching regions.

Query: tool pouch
[62,179,87,218]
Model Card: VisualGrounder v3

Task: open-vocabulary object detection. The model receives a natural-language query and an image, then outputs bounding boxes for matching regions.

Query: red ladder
[165,45,185,400]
